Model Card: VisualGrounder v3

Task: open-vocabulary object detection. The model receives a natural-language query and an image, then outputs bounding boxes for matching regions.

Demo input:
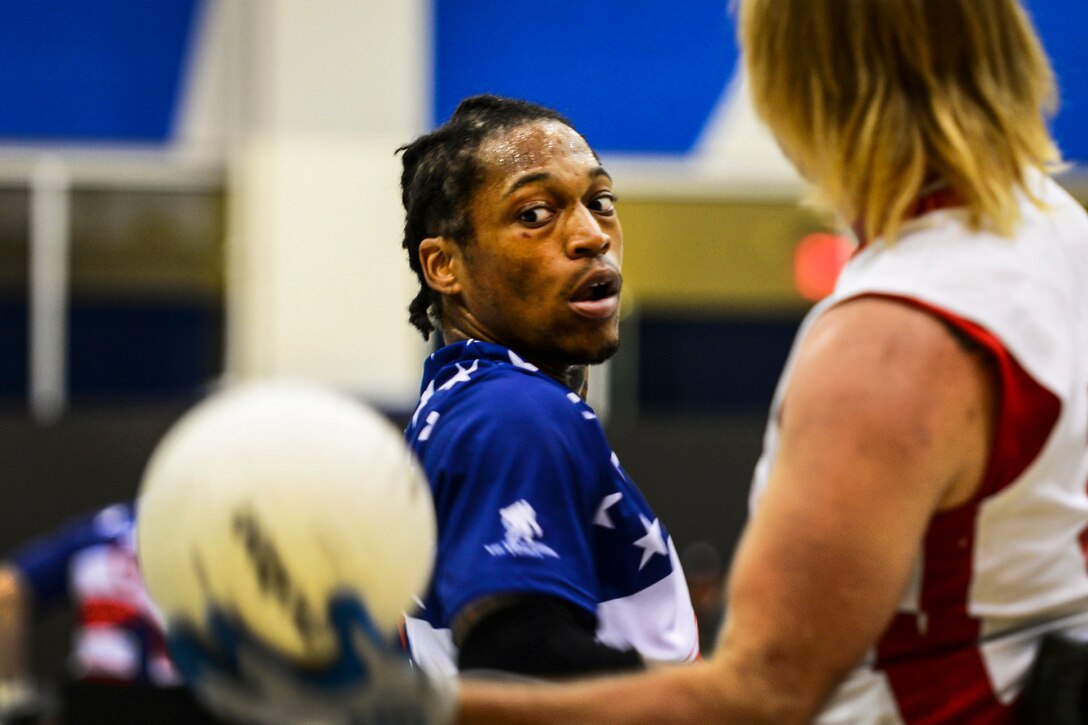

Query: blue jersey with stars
[403,340,699,676]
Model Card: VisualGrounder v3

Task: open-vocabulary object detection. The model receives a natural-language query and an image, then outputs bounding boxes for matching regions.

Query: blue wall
[0,0,202,143]
[433,1,1088,163]
[0,1,1081,160]
[433,0,736,153]
[1024,0,1088,163]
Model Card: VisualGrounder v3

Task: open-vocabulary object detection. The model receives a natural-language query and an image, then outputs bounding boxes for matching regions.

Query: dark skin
[415,118,623,644]
[417,120,623,395]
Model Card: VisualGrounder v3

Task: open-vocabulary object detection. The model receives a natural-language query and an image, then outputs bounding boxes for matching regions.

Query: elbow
[701,648,846,725]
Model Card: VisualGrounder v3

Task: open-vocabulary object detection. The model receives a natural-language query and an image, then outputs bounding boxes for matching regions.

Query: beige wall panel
[618,198,827,312]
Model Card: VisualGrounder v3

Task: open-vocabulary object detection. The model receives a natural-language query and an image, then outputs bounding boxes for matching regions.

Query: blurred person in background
[680,541,726,657]
[0,502,219,724]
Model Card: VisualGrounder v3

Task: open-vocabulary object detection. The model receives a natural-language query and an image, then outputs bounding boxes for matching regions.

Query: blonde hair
[739,0,1063,241]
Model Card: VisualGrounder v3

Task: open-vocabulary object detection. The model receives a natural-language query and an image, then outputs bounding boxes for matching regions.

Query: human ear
[418,237,461,295]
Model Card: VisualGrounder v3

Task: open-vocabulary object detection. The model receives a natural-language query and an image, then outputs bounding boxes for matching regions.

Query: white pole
[28,156,70,425]
[223,0,430,408]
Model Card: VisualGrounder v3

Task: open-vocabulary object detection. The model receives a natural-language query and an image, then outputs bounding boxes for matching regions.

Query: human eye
[588,192,617,215]
[517,205,556,226]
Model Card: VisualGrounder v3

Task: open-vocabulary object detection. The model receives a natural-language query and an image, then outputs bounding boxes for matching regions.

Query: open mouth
[570,269,621,319]
[579,278,619,301]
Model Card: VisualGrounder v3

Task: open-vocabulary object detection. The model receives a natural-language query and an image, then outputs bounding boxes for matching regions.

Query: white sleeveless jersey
[749,174,1088,724]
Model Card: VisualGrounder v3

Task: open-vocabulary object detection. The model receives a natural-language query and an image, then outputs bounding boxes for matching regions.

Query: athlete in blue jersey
[397,95,699,678]
[136,95,697,723]
[0,502,219,724]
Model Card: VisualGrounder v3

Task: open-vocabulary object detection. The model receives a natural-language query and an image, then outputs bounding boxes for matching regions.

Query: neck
[527,360,588,397]
[565,365,589,399]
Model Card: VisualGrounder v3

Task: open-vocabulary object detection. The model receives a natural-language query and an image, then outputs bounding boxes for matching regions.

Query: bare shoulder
[785,295,997,508]
[708,297,1000,716]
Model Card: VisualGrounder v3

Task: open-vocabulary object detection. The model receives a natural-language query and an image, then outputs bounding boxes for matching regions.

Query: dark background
[0,311,794,681]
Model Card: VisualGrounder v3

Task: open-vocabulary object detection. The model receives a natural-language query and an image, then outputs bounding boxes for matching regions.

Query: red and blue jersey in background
[8,502,179,686]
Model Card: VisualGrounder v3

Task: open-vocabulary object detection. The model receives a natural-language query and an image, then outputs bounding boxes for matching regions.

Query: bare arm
[0,565,31,683]
[0,563,42,719]
[456,297,997,724]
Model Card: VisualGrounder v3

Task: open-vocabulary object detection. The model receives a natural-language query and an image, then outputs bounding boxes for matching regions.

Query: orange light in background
[793,232,854,301]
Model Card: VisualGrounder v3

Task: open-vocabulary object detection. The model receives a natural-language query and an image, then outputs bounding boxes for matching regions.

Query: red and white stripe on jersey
[873,297,1059,724]
[751,172,1088,725]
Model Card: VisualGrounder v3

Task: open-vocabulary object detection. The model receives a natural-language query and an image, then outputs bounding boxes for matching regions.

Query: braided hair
[397,95,574,339]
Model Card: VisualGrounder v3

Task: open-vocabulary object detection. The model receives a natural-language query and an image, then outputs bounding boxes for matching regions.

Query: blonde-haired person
[742,0,1062,244]
[162,1,1088,723]
[453,1,1088,721]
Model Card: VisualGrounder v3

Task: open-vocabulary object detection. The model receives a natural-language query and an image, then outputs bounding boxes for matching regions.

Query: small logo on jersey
[485,500,559,559]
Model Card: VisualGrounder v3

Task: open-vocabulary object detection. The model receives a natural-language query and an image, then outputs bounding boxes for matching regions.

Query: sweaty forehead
[477,120,596,176]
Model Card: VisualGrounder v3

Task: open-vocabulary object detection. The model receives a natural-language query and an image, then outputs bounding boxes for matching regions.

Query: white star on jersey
[593,492,624,529]
[566,391,597,419]
[438,360,478,391]
[418,411,440,441]
[508,350,539,371]
[413,361,477,432]
[410,380,435,427]
[633,515,668,570]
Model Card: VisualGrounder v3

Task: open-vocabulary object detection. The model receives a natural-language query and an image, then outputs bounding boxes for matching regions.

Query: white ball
[136,380,435,666]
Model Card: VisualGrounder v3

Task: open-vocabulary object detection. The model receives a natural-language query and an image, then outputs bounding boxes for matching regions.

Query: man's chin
[580,338,620,366]
[524,332,620,369]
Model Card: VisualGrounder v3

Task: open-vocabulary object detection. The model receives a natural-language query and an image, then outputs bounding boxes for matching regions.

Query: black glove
[1019,631,1088,725]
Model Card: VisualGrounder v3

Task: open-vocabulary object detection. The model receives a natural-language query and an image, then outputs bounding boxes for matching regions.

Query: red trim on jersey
[854,186,965,247]
[909,187,964,219]
[79,600,141,627]
[879,296,1061,499]
[861,294,1061,724]
[877,506,1010,724]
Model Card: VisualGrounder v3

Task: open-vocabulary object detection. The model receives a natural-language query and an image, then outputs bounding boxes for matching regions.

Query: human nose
[566,206,611,258]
